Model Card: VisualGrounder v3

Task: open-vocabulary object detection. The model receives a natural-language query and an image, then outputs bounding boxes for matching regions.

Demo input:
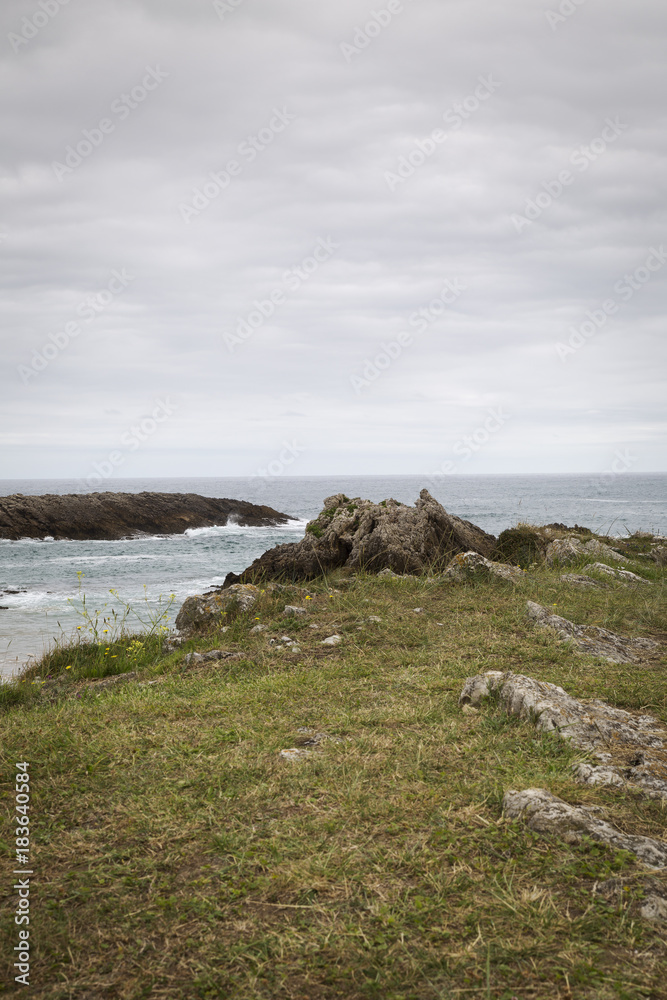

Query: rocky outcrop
[459,671,667,800]
[526,600,657,663]
[502,789,667,867]
[0,492,293,541]
[224,489,496,585]
[175,583,259,634]
[443,551,526,584]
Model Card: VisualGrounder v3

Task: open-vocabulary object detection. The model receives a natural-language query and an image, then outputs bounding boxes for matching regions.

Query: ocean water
[0,474,665,679]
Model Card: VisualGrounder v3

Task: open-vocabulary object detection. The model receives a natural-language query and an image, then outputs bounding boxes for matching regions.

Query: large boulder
[224,489,497,585]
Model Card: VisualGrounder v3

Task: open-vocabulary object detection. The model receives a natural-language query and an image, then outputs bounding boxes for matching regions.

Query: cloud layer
[1,0,665,481]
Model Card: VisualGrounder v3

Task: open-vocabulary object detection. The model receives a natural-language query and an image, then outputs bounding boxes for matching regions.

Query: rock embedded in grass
[587,562,652,585]
[460,670,667,800]
[546,536,626,566]
[443,550,526,584]
[525,600,657,663]
[175,583,259,634]
[502,788,667,868]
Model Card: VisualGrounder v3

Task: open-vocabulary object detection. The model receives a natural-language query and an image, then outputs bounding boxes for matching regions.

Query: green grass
[0,556,666,998]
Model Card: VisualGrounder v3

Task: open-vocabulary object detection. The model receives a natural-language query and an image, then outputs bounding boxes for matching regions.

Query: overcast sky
[1,0,665,482]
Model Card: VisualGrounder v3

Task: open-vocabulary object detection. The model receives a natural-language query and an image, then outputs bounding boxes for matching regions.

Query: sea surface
[1,474,665,679]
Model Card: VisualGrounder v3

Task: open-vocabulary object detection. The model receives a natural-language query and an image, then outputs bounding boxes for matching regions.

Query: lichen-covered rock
[502,788,667,867]
[444,550,526,584]
[545,538,585,566]
[459,671,667,800]
[526,600,657,663]
[560,573,599,588]
[587,562,652,585]
[224,489,496,585]
[546,536,625,566]
[175,583,259,633]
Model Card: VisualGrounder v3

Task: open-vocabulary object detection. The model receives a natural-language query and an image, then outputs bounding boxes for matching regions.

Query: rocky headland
[0,492,294,541]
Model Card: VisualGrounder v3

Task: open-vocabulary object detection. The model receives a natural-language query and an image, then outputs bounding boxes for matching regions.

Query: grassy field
[1,546,666,998]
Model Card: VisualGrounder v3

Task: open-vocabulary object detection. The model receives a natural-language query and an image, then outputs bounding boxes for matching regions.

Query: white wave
[183,519,308,539]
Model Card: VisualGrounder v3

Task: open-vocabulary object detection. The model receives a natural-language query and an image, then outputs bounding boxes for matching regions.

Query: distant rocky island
[0,492,294,541]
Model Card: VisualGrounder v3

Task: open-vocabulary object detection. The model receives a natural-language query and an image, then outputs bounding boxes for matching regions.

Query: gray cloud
[1,0,665,479]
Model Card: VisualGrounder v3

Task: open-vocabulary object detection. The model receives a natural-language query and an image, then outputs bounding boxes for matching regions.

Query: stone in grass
[443,551,526,584]
[321,634,341,646]
[546,537,625,567]
[560,573,599,588]
[279,747,315,761]
[587,562,652,585]
[175,583,260,634]
[283,605,308,616]
[459,671,667,800]
[249,623,267,633]
[526,600,657,663]
[81,671,138,694]
[503,788,667,868]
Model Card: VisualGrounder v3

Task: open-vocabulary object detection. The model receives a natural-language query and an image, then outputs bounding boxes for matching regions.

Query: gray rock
[201,649,243,663]
[587,562,652,585]
[526,600,657,663]
[283,605,308,616]
[546,536,625,567]
[249,623,267,633]
[460,671,667,800]
[545,538,584,566]
[175,583,259,634]
[321,634,341,646]
[640,895,667,922]
[651,545,667,567]
[560,573,599,588]
[182,652,204,668]
[503,788,667,868]
[224,489,497,584]
[88,671,138,691]
[444,550,526,584]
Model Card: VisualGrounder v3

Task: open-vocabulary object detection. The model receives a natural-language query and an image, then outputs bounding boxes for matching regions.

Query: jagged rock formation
[459,671,667,800]
[0,492,293,541]
[526,600,657,663]
[502,788,667,867]
[224,489,496,585]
